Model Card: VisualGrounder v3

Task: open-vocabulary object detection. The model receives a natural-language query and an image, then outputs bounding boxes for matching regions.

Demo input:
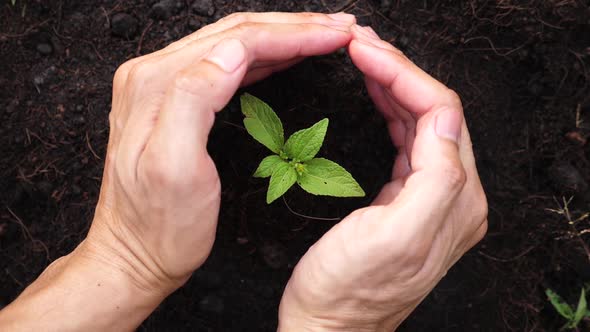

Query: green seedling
[240,93,365,204]
[546,288,590,330]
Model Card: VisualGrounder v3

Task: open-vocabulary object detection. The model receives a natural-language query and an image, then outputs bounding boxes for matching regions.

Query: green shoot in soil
[546,288,590,330]
[241,93,365,204]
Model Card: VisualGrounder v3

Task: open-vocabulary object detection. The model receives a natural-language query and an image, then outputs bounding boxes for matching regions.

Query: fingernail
[327,12,356,23]
[205,39,246,72]
[353,25,376,39]
[434,108,462,143]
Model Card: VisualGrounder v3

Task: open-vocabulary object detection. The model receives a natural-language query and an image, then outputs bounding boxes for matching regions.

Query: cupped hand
[278,25,488,331]
[79,12,356,297]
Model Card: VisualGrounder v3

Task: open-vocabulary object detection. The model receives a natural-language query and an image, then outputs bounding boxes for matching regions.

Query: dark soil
[1,0,590,331]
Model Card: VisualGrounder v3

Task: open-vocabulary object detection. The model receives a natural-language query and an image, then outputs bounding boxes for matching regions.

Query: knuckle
[171,71,208,96]
[232,21,259,34]
[220,12,248,25]
[113,62,133,86]
[446,89,463,109]
[440,163,467,190]
[127,61,155,84]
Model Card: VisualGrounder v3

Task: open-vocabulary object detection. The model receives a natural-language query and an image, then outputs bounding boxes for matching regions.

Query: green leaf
[267,162,297,204]
[546,289,575,320]
[283,118,329,162]
[297,158,365,197]
[241,93,284,153]
[254,155,286,178]
[573,288,588,327]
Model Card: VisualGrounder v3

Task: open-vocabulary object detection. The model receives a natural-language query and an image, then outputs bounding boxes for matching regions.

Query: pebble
[36,181,53,196]
[36,43,52,55]
[259,243,288,269]
[192,0,215,17]
[73,115,86,125]
[111,13,138,38]
[198,294,224,314]
[151,0,183,20]
[548,160,588,193]
[31,65,56,87]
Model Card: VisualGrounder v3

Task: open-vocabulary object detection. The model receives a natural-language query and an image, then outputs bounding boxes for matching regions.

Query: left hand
[82,12,356,296]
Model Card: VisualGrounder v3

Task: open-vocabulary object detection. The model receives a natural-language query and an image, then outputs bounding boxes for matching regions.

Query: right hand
[278,25,488,331]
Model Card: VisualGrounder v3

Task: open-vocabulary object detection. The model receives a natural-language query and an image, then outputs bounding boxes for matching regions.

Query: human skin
[0,12,487,332]
[277,25,488,331]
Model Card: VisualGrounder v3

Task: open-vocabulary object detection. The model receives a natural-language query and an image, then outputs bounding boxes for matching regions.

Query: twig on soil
[136,20,154,56]
[462,36,528,57]
[223,120,245,130]
[546,196,590,263]
[5,206,50,262]
[335,0,360,13]
[575,103,583,128]
[85,132,101,160]
[282,197,341,221]
[0,19,51,39]
[478,245,536,262]
[100,7,111,28]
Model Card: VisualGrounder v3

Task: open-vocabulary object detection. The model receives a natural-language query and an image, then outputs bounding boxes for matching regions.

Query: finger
[116,22,352,158]
[366,72,416,169]
[138,39,248,185]
[157,22,353,77]
[349,26,461,116]
[376,108,466,256]
[114,12,355,89]
[168,12,356,52]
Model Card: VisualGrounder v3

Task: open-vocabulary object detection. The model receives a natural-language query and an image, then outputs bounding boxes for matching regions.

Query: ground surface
[1,0,590,331]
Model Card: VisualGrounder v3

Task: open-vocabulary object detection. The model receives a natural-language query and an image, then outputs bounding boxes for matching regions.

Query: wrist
[278,284,404,332]
[0,239,170,331]
[85,211,192,297]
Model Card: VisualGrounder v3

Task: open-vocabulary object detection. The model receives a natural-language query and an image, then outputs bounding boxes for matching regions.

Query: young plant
[546,288,590,330]
[240,93,365,204]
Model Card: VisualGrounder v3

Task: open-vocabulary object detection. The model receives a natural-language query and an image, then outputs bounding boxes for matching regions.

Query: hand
[0,12,359,332]
[278,25,488,331]
[81,12,356,297]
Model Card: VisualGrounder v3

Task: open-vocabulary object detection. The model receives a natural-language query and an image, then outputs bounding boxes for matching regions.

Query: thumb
[149,39,247,163]
[380,108,466,245]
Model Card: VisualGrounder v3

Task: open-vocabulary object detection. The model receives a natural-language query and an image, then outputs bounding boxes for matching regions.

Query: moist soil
[1,1,590,331]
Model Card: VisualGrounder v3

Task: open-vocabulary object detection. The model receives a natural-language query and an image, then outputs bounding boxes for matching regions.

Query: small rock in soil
[73,115,86,125]
[260,243,288,269]
[151,0,183,20]
[548,160,589,193]
[111,13,138,38]
[32,65,57,87]
[36,43,52,55]
[192,0,215,17]
[36,181,53,196]
[198,294,224,314]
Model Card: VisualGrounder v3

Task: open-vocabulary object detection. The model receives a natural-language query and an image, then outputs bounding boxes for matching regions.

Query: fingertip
[434,108,463,144]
